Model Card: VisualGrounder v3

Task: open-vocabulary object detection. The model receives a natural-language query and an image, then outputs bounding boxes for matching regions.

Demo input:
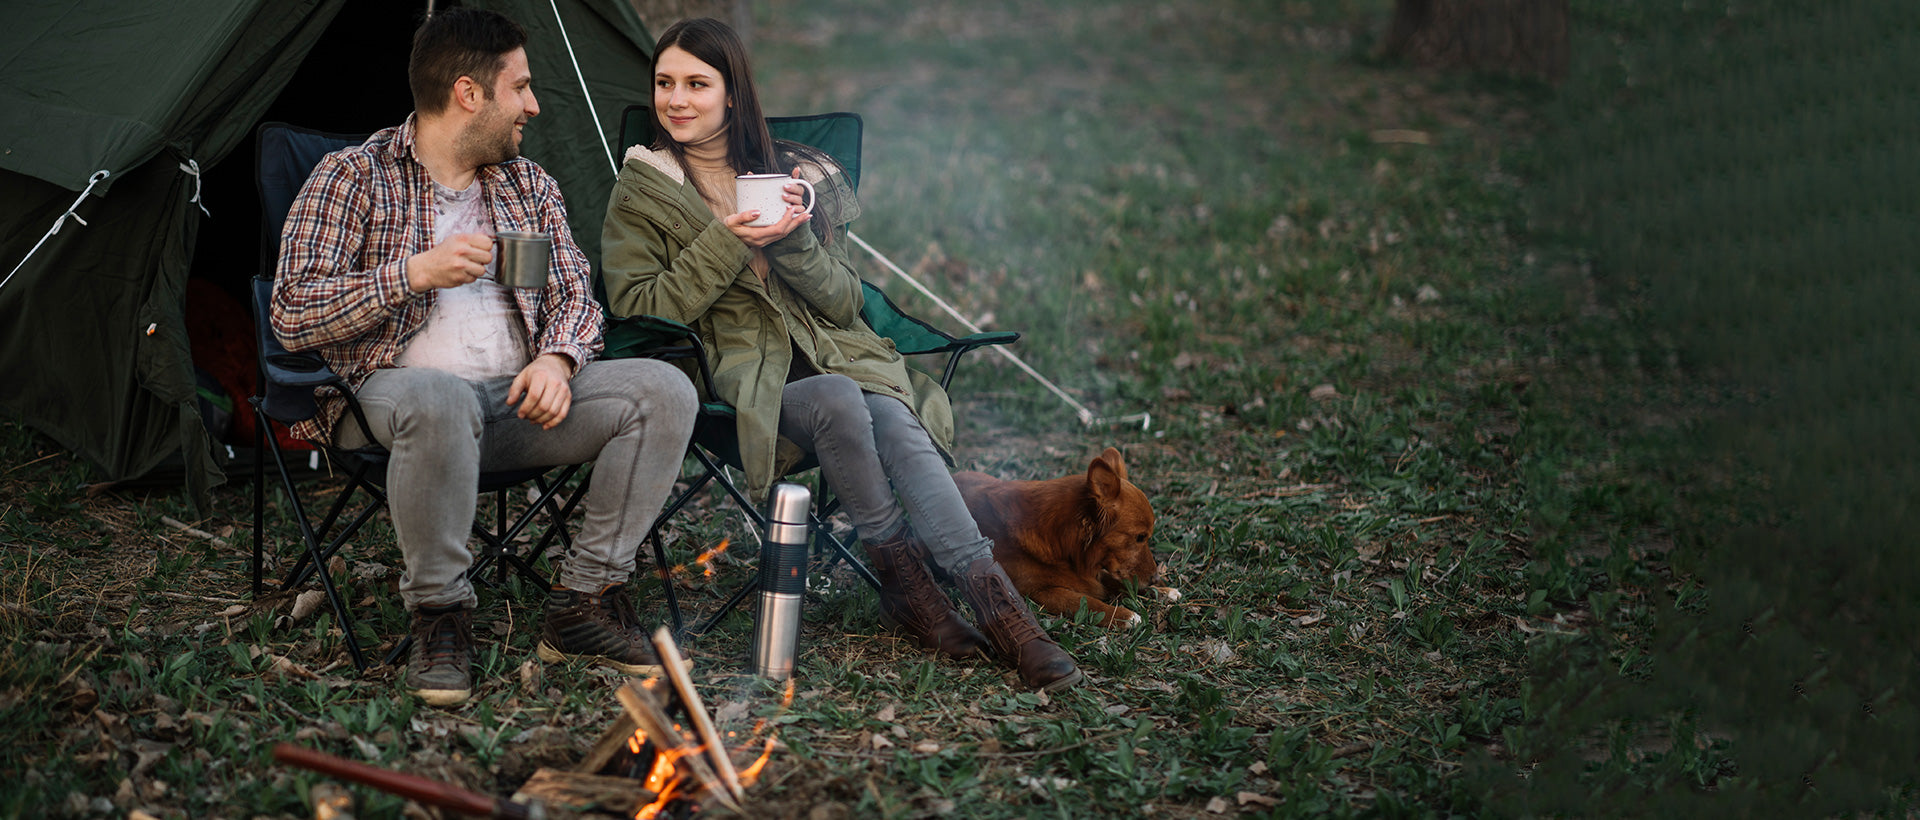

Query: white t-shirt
[393,180,532,380]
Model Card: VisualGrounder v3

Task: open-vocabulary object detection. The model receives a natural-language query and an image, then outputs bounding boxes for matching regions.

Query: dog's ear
[1088,447,1127,505]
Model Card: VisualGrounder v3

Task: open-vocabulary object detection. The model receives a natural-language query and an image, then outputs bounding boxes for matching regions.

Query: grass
[0,0,1749,817]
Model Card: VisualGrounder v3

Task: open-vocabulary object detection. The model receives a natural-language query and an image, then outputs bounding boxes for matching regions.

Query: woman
[598,18,1080,692]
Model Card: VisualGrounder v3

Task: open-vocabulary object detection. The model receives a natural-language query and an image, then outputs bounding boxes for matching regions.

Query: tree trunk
[626,0,752,47]
[1381,0,1568,83]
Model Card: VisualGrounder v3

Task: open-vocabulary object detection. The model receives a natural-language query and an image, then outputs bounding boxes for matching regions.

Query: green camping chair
[248,122,591,671]
[604,106,1021,639]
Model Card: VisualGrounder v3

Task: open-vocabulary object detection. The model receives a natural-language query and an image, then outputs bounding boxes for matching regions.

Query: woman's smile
[654,45,728,146]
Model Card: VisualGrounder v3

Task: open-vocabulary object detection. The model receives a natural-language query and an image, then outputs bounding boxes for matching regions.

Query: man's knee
[372,368,482,438]
[581,358,698,419]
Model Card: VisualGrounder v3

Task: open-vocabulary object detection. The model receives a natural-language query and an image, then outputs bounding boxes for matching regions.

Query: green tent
[0,0,653,505]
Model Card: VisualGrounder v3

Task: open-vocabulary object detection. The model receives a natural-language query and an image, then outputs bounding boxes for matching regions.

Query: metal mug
[494,231,551,288]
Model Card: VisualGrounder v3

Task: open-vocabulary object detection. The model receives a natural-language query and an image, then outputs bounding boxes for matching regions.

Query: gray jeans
[336,359,697,609]
[777,374,992,574]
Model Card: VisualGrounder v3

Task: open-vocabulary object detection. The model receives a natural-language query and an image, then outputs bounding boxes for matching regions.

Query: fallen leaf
[517,661,542,697]
[1309,384,1340,402]
[870,733,894,750]
[1206,796,1230,813]
[1202,639,1236,664]
[1249,761,1268,775]
[218,604,248,618]
[289,590,326,622]
[876,703,897,723]
[1237,791,1280,807]
[913,741,940,754]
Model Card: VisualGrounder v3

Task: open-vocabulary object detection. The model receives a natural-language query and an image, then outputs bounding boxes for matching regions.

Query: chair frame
[247,122,589,671]
[611,105,1021,641]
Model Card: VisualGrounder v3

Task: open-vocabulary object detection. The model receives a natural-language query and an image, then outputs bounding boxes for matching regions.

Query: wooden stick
[651,626,746,803]
[273,743,532,819]
[512,768,657,814]
[615,682,740,813]
[574,710,639,774]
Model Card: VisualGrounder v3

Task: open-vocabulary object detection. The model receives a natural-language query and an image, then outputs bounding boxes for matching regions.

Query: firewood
[615,681,741,813]
[512,768,657,815]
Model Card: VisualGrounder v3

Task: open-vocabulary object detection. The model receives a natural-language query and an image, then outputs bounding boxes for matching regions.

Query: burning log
[614,680,740,813]
[650,627,747,804]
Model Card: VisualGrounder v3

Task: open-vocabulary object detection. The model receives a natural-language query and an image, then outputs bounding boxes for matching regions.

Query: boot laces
[417,609,471,671]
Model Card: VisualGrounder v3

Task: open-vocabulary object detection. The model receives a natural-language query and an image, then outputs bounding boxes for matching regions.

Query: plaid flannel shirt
[270,116,603,444]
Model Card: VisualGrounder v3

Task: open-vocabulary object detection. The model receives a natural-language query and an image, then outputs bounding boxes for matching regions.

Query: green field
[4,1,1910,817]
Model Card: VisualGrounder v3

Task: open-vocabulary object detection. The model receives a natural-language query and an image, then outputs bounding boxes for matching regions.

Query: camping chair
[247,122,589,671]
[605,106,1021,639]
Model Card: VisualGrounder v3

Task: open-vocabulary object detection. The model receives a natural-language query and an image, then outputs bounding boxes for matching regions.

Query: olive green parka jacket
[597,144,956,503]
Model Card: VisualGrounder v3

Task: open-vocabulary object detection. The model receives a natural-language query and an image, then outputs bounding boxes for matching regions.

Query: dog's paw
[1120,610,1143,628]
[1152,586,1183,603]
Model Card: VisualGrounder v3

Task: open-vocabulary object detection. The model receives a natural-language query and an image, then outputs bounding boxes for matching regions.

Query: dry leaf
[1249,761,1269,775]
[517,660,542,697]
[1309,384,1340,402]
[913,741,941,754]
[1206,796,1230,813]
[870,734,894,750]
[289,590,326,622]
[1237,792,1280,807]
[218,604,248,618]
[876,703,897,722]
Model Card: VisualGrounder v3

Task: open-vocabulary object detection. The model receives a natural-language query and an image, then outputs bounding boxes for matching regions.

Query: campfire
[276,628,781,819]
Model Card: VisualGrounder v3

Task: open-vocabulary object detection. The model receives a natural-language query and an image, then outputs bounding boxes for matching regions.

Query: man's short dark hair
[408,8,528,115]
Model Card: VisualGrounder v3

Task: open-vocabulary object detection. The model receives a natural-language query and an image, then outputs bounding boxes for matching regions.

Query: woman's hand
[723,171,813,248]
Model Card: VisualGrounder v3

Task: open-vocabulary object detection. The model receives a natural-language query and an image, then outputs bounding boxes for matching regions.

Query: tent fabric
[0,0,653,507]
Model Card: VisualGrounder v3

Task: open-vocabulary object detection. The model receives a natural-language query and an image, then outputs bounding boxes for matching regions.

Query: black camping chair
[247,122,589,671]
[604,106,1020,639]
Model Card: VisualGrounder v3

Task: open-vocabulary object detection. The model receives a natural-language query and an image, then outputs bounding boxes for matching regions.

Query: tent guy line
[549,0,618,176]
[1,169,110,295]
[845,231,1152,431]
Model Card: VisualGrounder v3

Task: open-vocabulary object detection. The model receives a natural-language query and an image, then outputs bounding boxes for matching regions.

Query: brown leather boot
[863,528,988,660]
[952,555,1085,692]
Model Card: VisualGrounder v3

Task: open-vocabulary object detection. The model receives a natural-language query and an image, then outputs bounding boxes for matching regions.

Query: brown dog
[954,447,1177,628]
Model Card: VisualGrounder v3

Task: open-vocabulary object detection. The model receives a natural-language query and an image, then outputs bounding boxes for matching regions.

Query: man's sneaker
[404,603,473,705]
[535,585,691,675]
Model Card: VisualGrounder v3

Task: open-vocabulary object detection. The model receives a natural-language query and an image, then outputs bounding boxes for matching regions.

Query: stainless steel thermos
[752,482,810,679]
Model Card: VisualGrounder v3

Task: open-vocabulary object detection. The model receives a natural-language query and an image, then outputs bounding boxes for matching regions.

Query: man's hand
[508,354,574,429]
[407,232,494,293]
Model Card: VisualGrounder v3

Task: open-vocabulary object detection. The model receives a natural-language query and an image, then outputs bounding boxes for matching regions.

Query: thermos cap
[768,482,811,526]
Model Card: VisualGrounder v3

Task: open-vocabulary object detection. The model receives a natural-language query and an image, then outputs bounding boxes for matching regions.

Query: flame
[694,538,731,578]
[736,738,777,787]
[633,776,680,820]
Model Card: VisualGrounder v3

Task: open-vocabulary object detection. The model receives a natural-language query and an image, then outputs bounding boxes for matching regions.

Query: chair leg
[251,402,267,598]
[644,466,722,641]
[256,422,370,671]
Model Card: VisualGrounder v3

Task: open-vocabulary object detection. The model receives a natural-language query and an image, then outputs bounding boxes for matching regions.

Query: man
[272,9,697,705]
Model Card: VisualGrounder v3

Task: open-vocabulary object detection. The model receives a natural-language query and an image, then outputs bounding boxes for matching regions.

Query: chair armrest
[263,350,345,390]
[603,314,719,397]
[604,314,697,358]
